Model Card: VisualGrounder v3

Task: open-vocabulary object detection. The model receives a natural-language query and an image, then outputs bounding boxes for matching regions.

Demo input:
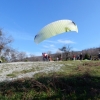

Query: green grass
[6,67,41,78]
[0,61,100,100]
[7,73,17,78]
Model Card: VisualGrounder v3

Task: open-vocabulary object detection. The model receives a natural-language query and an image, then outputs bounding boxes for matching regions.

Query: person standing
[98,53,100,60]
[73,54,76,61]
[80,53,83,60]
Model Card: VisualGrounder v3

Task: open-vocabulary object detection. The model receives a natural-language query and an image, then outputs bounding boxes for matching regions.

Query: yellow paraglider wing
[34,20,78,44]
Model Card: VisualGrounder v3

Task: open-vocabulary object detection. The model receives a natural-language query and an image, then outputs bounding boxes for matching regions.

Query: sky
[0,0,100,56]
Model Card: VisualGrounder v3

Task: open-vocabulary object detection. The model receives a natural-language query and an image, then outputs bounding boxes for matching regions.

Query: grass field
[0,61,100,100]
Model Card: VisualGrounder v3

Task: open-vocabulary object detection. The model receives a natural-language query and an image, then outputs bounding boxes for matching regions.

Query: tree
[0,29,13,57]
[17,52,27,61]
[84,53,90,60]
[59,45,72,60]
[9,49,19,62]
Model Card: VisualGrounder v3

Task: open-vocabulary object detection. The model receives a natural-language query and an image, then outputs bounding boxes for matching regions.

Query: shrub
[84,53,90,60]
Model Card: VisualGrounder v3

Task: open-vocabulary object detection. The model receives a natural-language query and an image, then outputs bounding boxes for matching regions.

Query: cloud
[43,45,50,48]
[26,51,42,56]
[45,39,75,44]
[43,44,55,48]
[42,44,58,53]
[45,40,58,43]
[72,48,79,51]
[42,39,76,53]
[50,44,55,47]
[33,52,42,56]
[56,49,63,53]
[57,39,75,44]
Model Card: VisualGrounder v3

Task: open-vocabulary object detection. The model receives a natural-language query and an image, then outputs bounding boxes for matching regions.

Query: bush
[84,53,90,60]
[1,56,6,62]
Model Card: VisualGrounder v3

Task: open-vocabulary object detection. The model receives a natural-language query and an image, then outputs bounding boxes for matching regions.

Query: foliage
[1,56,6,62]
[58,45,72,60]
[84,53,90,60]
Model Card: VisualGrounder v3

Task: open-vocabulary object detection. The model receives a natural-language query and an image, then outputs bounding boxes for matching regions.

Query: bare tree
[59,45,72,60]
[17,52,27,61]
[10,49,19,62]
[0,29,13,57]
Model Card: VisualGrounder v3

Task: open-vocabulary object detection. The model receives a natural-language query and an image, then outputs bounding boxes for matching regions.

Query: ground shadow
[0,73,100,100]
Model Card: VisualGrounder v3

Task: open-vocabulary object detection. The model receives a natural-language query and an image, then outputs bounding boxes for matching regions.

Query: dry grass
[0,61,100,100]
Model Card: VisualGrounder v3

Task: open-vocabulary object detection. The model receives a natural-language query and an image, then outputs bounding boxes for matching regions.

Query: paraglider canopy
[34,19,78,44]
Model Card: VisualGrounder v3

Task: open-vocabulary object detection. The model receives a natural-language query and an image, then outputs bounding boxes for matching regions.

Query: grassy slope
[0,61,100,100]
